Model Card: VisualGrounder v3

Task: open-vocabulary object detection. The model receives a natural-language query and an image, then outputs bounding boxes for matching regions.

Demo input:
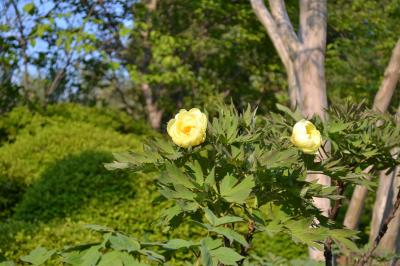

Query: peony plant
[15,103,400,265]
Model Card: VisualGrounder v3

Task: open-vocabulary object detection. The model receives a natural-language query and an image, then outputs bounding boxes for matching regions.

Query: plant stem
[238,219,256,265]
[324,180,345,266]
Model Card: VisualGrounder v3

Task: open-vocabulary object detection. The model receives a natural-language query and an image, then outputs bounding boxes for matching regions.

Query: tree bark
[141,83,163,130]
[297,0,328,120]
[373,40,400,113]
[377,155,399,256]
[250,0,301,109]
[138,0,163,130]
[343,39,400,231]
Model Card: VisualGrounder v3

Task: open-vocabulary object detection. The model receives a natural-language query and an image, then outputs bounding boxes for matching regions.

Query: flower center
[305,123,315,136]
[182,125,193,135]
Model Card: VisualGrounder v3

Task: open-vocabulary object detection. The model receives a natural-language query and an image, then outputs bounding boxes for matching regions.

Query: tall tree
[249,0,329,261]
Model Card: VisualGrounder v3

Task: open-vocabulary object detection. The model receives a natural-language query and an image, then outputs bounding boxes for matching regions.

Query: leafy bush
[0,104,310,264]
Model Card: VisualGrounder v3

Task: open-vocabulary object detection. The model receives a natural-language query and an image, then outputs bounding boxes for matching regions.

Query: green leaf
[210,247,244,265]
[97,251,149,266]
[209,226,248,248]
[138,249,165,263]
[285,219,327,249]
[61,251,82,265]
[205,167,216,188]
[163,239,195,250]
[204,208,243,226]
[79,246,101,266]
[220,175,255,204]
[23,3,35,14]
[109,233,140,252]
[201,237,222,251]
[200,239,214,266]
[330,229,359,253]
[328,122,352,133]
[276,104,303,121]
[119,26,131,37]
[97,251,123,266]
[0,262,15,266]
[187,160,204,186]
[20,247,55,265]
[164,163,196,189]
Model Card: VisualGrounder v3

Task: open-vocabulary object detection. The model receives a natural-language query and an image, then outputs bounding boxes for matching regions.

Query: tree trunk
[141,83,163,130]
[343,39,400,231]
[297,1,329,260]
[250,0,328,261]
[377,156,399,257]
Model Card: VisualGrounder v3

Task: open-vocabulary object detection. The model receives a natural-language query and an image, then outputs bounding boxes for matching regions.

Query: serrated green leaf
[220,175,254,204]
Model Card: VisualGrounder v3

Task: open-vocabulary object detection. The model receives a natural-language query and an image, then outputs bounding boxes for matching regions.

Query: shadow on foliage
[13,150,137,222]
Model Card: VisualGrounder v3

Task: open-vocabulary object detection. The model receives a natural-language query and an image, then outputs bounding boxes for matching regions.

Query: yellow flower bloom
[290,119,322,154]
[167,108,207,148]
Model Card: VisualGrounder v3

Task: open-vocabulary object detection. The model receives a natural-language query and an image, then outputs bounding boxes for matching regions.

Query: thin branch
[357,188,400,266]
[239,219,256,265]
[323,180,345,266]
[44,2,96,104]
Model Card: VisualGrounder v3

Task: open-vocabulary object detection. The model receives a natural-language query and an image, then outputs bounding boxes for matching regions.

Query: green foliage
[27,103,395,265]
[0,104,307,265]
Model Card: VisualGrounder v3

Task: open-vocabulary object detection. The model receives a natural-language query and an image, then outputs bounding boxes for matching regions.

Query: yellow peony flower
[167,108,207,148]
[290,119,322,154]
